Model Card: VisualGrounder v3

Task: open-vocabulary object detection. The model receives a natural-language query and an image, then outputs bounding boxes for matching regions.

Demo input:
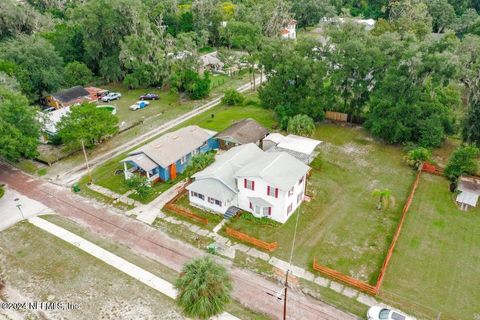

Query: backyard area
[84,97,277,205]
[381,174,480,320]
[225,123,416,285]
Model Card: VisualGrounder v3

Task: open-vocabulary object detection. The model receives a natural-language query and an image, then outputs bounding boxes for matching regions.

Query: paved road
[52,79,264,187]
[0,163,358,320]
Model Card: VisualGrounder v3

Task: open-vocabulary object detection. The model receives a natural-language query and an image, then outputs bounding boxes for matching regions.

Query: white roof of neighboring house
[39,106,71,134]
[456,191,479,207]
[187,179,236,202]
[265,133,322,156]
[124,126,215,169]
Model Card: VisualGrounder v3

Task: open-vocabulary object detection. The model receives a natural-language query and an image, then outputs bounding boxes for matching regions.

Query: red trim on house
[249,202,253,209]
[252,180,255,191]
[267,185,270,195]
[268,207,272,215]
[275,188,278,198]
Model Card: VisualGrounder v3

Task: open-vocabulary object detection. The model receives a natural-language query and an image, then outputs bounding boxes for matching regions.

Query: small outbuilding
[456,176,480,211]
[199,51,224,73]
[263,133,322,164]
[43,86,91,109]
[215,119,269,150]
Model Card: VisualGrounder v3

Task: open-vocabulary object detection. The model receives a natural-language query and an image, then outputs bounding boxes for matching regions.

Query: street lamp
[14,198,25,220]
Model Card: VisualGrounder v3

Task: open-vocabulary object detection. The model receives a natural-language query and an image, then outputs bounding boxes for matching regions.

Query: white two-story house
[186,143,310,223]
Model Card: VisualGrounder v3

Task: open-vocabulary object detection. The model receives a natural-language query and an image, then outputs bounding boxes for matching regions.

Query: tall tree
[175,257,232,319]
[64,62,93,87]
[389,0,433,38]
[427,0,456,33]
[0,88,40,161]
[290,0,336,29]
[57,103,119,151]
[0,35,64,101]
[0,0,50,41]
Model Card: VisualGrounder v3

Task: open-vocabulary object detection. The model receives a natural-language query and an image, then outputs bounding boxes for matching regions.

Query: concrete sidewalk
[28,216,239,320]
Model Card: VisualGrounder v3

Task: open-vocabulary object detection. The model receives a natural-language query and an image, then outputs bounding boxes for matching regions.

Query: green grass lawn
[88,99,277,204]
[381,174,480,320]
[227,124,415,284]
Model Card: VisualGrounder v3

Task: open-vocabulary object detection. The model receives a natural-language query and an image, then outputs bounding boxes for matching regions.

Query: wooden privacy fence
[312,258,378,295]
[313,170,423,295]
[225,227,278,252]
[164,203,208,225]
[325,111,348,122]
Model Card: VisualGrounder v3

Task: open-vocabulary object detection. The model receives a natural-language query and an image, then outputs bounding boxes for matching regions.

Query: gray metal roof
[127,126,215,168]
[215,119,269,145]
[248,197,273,207]
[52,86,90,103]
[458,176,480,194]
[456,191,479,207]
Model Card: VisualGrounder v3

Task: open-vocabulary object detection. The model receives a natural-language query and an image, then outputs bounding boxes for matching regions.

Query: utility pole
[81,139,92,183]
[283,269,289,320]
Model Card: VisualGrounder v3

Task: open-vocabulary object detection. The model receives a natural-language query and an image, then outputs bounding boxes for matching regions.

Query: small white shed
[456,176,480,211]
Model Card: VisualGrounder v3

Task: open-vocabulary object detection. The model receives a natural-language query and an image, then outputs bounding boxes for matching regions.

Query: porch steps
[224,206,241,220]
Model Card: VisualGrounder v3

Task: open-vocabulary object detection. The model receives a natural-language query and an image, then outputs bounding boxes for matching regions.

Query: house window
[287,203,293,214]
[244,179,255,190]
[192,148,199,156]
[288,187,294,197]
[180,155,187,164]
[267,186,278,198]
[191,191,205,200]
[297,193,303,204]
[208,197,221,206]
[298,176,304,186]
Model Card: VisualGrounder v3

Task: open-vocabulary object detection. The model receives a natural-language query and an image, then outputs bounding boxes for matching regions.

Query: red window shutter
[267,185,270,195]
[252,180,255,191]
[275,188,278,198]
[268,207,272,215]
[244,179,247,188]
[249,202,252,209]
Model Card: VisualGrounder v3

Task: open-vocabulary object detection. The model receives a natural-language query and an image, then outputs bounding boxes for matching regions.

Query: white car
[101,92,122,102]
[129,100,150,111]
[367,306,413,320]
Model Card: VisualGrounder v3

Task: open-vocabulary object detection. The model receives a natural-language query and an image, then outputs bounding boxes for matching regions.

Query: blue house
[121,125,218,183]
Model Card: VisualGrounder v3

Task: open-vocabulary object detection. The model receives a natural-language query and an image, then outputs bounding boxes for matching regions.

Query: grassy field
[381,174,480,320]
[0,221,185,320]
[87,98,277,204]
[227,123,416,284]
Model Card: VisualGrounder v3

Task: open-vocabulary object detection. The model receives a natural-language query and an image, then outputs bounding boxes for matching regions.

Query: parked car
[367,306,413,320]
[101,92,121,102]
[139,93,159,100]
[129,100,150,111]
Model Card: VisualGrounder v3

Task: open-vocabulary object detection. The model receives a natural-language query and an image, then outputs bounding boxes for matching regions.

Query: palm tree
[372,188,392,210]
[175,256,232,319]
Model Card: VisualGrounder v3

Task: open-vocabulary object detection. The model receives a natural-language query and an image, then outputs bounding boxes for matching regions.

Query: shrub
[222,89,244,105]
[175,257,232,319]
[405,147,432,169]
[124,175,152,199]
[444,145,480,182]
[185,151,216,177]
[287,114,315,136]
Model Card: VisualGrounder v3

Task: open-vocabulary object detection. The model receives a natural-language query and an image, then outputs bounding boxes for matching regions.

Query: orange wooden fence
[225,227,278,252]
[374,169,422,291]
[312,258,378,295]
[164,203,208,225]
[422,162,444,175]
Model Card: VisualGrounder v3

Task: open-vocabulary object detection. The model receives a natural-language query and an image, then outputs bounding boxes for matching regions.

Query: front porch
[122,162,160,184]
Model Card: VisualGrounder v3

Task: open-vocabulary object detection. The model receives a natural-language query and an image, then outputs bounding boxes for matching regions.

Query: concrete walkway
[129,179,190,224]
[88,183,141,207]
[28,216,239,320]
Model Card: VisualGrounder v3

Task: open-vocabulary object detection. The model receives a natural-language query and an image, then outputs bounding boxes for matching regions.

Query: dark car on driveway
[139,93,159,100]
